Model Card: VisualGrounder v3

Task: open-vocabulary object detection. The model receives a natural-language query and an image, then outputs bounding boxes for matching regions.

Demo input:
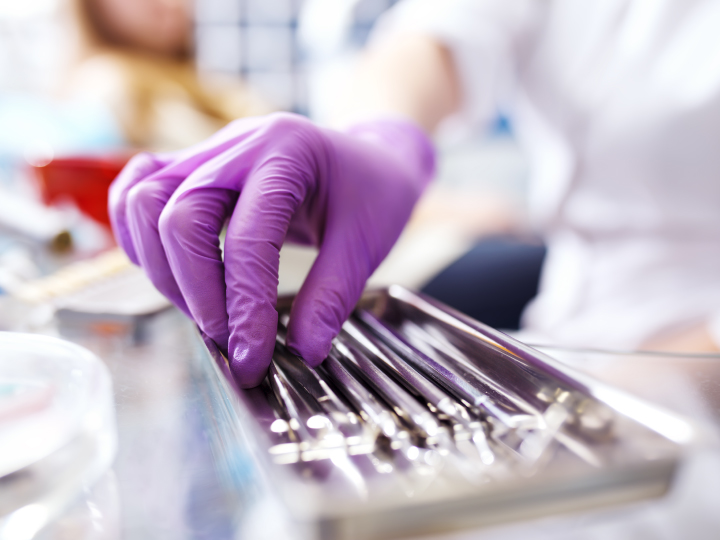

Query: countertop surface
[25,306,719,540]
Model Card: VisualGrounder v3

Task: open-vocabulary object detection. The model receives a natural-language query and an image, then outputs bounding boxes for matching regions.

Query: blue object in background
[422,235,546,330]
[0,92,124,156]
[0,92,124,187]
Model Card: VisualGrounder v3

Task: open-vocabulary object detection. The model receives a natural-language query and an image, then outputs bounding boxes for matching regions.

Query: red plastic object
[33,154,132,227]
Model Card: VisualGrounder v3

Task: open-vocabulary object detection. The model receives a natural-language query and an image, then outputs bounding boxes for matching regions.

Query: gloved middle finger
[158,186,238,353]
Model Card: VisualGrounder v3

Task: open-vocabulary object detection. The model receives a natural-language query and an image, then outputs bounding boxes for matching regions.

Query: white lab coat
[376,0,720,350]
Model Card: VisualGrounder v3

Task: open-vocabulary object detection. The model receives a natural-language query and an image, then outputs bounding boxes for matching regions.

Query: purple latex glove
[108,113,435,387]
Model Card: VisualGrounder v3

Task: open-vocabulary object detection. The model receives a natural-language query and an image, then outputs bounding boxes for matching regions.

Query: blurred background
[0,0,528,306]
[3,4,720,540]
[0,5,531,539]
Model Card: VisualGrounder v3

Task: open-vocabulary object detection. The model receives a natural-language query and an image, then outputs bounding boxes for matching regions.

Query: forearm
[333,34,461,133]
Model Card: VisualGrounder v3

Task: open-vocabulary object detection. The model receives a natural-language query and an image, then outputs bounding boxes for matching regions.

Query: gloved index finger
[155,141,262,354]
[223,159,312,388]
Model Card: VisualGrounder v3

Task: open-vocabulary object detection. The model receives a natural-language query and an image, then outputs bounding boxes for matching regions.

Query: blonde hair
[66,0,269,149]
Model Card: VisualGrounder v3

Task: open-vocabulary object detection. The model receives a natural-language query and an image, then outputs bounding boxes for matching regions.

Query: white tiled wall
[194,0,398,113]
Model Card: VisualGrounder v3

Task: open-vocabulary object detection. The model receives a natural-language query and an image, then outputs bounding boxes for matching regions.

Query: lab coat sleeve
[371,0,541,135]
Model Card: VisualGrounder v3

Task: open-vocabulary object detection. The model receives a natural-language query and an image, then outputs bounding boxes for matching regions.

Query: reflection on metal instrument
[198,286,695,539]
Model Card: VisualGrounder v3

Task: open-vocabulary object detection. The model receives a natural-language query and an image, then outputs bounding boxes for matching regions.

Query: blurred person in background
[0,0,275,303]
[65,0,269,150]
[110,0,720,388]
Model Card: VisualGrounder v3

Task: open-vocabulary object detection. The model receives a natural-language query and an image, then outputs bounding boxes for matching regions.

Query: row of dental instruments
[245,287,607,496]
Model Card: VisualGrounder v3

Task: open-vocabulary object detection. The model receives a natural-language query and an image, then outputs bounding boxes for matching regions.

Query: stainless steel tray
[195,286,694,540]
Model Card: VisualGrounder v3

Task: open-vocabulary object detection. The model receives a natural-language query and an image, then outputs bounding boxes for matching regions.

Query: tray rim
[194,286,698,537]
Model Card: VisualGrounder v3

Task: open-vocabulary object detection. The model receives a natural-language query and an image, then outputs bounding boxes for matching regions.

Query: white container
[0,332,117,540]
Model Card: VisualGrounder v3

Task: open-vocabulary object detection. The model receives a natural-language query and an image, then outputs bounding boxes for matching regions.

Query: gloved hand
[108,113,435,387]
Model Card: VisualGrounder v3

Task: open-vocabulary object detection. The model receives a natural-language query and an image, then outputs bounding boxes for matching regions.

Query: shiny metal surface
[191,287,696,540]
[31,291,720,540]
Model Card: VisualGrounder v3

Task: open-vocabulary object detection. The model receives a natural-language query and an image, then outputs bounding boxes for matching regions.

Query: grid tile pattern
[195,0,397,114]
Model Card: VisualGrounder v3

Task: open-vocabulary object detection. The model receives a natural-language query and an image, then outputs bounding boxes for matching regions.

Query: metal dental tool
[273,339,367,443]
[343,318,468,423]
[399,320,544,421]
[382,288,600,466]
[356,309,523,429]
[268,359,372,495]
[332,336,442,441]
[342,318,495,466]
[319,351,403,444]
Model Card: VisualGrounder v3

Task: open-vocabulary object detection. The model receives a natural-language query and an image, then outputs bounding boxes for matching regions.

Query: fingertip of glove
[232,368,268,389]
[285,329,333,368]
[229,350,271,389]
[228,320,276,388]
[285,300,343,367]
